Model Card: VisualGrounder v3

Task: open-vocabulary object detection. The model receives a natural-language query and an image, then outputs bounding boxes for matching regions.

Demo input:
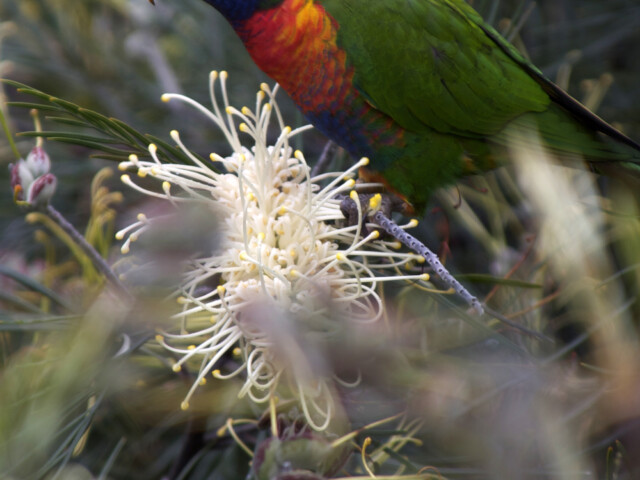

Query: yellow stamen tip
[162,181,171,192]
[161,94,171,103]
[370,230,380,239]
[408,219,419,228]
[258,232,266,241]
[349,190,358,200]
[155,334,164,342]
[180,401,189,411]
[345,179,356,188]
[187,345,196,350]
[115,231,125,240]
[420,273,430,281]
[217,285,226,295]
[199,377,207,386]
[241,106,251,115]
[212,369,221,377]
[336,253,346,261]
[360,157,370,166]
[172,364,182,373]
[232,347,241,356]
[369,193,382,210]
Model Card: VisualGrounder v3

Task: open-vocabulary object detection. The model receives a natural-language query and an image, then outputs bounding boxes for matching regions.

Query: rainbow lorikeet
[197,0,640,212]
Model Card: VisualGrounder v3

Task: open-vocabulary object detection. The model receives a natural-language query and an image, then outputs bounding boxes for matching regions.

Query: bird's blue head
[202,0,283,22]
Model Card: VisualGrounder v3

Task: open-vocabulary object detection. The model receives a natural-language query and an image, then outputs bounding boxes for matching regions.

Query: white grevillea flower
[116,71,428,430]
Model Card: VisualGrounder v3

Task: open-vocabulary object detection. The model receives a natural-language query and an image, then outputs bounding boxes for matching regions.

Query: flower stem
[371,209,484,315]
[371,208,552,341]
[45,205,133,302]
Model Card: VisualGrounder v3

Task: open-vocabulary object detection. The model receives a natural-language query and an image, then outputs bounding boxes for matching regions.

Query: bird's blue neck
[202,0,282,22]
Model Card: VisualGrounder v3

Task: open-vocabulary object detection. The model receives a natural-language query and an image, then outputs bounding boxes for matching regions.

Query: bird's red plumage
[236,0,349,114]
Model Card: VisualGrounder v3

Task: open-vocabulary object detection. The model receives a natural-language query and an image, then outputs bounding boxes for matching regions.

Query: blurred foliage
[1,0,640,479]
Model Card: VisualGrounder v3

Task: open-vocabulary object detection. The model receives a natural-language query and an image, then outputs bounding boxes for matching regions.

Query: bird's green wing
[321,0,551,137]
[473,14,640,152]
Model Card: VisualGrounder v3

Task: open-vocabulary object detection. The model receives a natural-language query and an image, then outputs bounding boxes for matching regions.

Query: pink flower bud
[25,146,51,177]
[26,173,57,207]
[9,145,56,207]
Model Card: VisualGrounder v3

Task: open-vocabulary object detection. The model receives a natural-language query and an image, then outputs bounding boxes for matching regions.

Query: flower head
[117,72,427,429]
[10,146,57,207]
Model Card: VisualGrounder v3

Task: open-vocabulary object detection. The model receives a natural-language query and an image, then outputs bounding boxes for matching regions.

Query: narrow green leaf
[45,137,137,155]
[0,316,73,331]
[77,107,117,127]
[0,266,74,312]
[37,394,102,478]
[44,116,91,127]
[6,101,59,112]
[381,447,419,473]
[49,97,82,113]
[90,153,139,162]
[0,291,43,313]
[97,438,127,480]
[18,131,123,144]
[107,117,149,146]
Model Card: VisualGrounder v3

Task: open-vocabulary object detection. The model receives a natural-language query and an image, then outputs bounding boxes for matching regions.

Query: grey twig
[371,209,484,315]
[45,205,133,302]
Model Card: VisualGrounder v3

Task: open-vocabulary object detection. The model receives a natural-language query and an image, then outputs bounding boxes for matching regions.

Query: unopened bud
[27,173,57,207]
[25,146,51,177]
[9,145,56,207]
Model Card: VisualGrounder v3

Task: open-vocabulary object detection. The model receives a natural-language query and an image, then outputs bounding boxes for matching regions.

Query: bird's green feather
[321,0,550,137]
[314,0,640,210]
